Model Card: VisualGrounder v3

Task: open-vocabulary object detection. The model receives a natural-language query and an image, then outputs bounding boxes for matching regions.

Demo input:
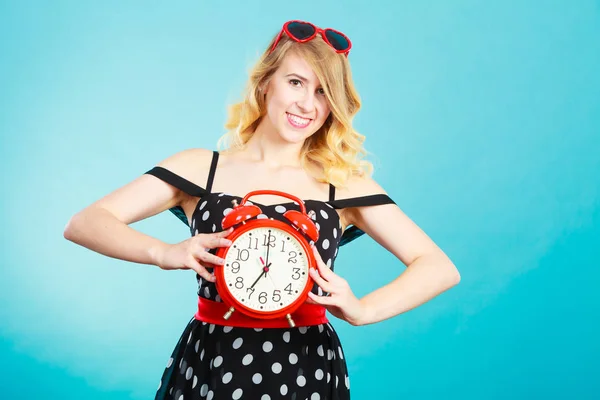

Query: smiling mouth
[286,112,312,128]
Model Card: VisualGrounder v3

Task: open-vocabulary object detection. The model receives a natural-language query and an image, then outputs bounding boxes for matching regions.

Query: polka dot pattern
[263,341,273,352]
[271,362,282,374]
[242,354,253,365]
[152,182,352,399]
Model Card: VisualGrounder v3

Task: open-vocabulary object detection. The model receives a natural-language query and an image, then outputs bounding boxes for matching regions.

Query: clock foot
[286,314,296,328]
[223,306,235,320]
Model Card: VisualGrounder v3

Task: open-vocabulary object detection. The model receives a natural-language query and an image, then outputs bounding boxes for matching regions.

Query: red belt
[194,297,329,328]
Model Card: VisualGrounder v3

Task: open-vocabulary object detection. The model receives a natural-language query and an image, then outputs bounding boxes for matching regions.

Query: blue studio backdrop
[1,1,599,399]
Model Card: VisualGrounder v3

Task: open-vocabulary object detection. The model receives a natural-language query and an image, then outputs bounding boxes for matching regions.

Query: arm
[63,148,213,267]
[308,176,460,326]
[347,200,460,325]
[63,174,183,266]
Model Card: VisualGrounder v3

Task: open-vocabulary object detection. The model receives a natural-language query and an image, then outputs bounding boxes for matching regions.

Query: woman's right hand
[154,227,234,282]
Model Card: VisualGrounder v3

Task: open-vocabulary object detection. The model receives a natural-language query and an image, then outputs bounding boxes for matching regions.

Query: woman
[64,20,460,400]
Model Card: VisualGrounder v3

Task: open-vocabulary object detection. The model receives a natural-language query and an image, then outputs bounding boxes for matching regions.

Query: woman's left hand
[305,245,367,326]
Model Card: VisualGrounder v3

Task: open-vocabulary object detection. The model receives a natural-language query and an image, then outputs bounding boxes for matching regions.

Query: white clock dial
[223,226,310,312]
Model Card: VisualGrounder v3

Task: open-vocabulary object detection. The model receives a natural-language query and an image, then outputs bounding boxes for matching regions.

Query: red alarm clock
[212,190,319,327]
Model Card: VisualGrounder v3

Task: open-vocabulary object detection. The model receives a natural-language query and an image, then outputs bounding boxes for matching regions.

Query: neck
[242,119,305,169]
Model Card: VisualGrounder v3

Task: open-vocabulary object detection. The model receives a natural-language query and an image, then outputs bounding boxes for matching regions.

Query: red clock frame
[214,218,316,319]
[211,189,320,320]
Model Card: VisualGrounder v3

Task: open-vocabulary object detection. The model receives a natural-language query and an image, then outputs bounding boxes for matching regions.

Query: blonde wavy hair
[217,31,373,188]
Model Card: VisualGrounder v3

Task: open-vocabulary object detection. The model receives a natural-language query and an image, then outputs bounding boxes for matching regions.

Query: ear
[259,78,272,94]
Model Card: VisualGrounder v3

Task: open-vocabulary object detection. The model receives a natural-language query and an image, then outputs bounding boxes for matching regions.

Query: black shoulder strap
[329,184,336,202]
[206,151,219,193]
[144,167,209,228]
[145,167,207,197]
[329,193,395,210]
[330,193,396,247]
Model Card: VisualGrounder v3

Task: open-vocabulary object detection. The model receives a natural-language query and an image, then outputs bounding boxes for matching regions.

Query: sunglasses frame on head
[269,20,352,57]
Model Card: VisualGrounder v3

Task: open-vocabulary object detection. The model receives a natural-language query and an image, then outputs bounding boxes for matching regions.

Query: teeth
[288,113,310,126]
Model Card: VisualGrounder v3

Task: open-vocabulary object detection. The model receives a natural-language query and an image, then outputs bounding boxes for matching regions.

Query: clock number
[280,239,286,253]
[272,290,281,302]
[235,277,244,289]
[291,268,301,280]
[235,248,250,262]
[231,261,240,274]
[263,233,276,248]
[284,283,293,295]
[246,287,255,299]
[288,251,298,264]
[247,236,258,250]
[258,292,267,304]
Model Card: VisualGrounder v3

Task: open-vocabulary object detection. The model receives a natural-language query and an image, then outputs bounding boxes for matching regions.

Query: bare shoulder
[336,173,389,200]
[333,173,389,232]
[73,148,215,226]
[339,174,447,267]
[156,147,215,185]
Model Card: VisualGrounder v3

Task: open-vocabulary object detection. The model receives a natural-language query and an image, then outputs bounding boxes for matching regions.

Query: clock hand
[261,249,280,288]
[264,232,272,271]
[249,270,265,290]
[250,258,272,290]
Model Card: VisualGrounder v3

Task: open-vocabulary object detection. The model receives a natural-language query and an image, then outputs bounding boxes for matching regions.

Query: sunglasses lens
[287,22,316,40]
[324,30,350,51]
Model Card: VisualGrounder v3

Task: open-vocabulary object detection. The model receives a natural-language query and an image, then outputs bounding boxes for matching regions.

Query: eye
[316,87,326,96]
[289,79,302,87]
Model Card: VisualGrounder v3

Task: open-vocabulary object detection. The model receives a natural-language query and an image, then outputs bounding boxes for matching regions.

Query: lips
[286,112,311,128]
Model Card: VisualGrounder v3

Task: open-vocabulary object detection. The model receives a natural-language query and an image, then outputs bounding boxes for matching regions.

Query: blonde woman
[64,20,460,400]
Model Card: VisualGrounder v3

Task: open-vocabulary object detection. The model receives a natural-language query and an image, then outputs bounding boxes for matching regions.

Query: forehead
[278,52,320,84]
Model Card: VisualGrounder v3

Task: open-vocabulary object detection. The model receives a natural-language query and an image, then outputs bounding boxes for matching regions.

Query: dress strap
[329,193,395,210]
[144,167,209,228]
[329,184,336,202]
[328,193,397,247]
[206,151,219,193]
[145,167,207,197]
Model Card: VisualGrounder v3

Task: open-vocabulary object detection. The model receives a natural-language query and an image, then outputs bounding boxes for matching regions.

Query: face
[262,52,331,143]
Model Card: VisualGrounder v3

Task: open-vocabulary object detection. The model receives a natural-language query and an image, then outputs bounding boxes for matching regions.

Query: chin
[279,125,319,143]
[280,129,315,144]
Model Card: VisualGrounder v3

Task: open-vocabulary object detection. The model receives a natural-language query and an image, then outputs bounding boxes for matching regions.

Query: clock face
[222,226,310,313]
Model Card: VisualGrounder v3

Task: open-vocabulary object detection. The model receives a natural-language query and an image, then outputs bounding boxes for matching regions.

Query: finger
[215,227,234,237]
[311,244,324,263]
[312,246,337,281]
[195,250,226,266]
[316,259,337,281]
[307,291,335,306]
[199,261,216,271]
[187,258,216,282]
[304,296,318,305]
[309,267,334,293]
[201,236,233,250]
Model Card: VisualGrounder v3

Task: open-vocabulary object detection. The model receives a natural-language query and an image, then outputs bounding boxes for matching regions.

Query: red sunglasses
[269,20,352,57]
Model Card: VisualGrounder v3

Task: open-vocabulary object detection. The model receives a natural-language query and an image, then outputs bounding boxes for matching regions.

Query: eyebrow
[285,73,310,83]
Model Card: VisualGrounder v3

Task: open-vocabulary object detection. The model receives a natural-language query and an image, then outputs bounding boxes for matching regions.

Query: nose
[295,91,316,114]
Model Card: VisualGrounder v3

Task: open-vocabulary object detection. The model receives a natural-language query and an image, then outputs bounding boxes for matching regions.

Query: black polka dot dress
[145,151,395,400]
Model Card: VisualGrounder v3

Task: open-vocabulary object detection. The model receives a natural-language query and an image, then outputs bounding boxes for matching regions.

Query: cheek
[266,88,291,116]
[317,101,331,123]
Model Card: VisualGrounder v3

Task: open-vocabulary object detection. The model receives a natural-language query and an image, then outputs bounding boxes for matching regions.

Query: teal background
[1,0,599,399]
